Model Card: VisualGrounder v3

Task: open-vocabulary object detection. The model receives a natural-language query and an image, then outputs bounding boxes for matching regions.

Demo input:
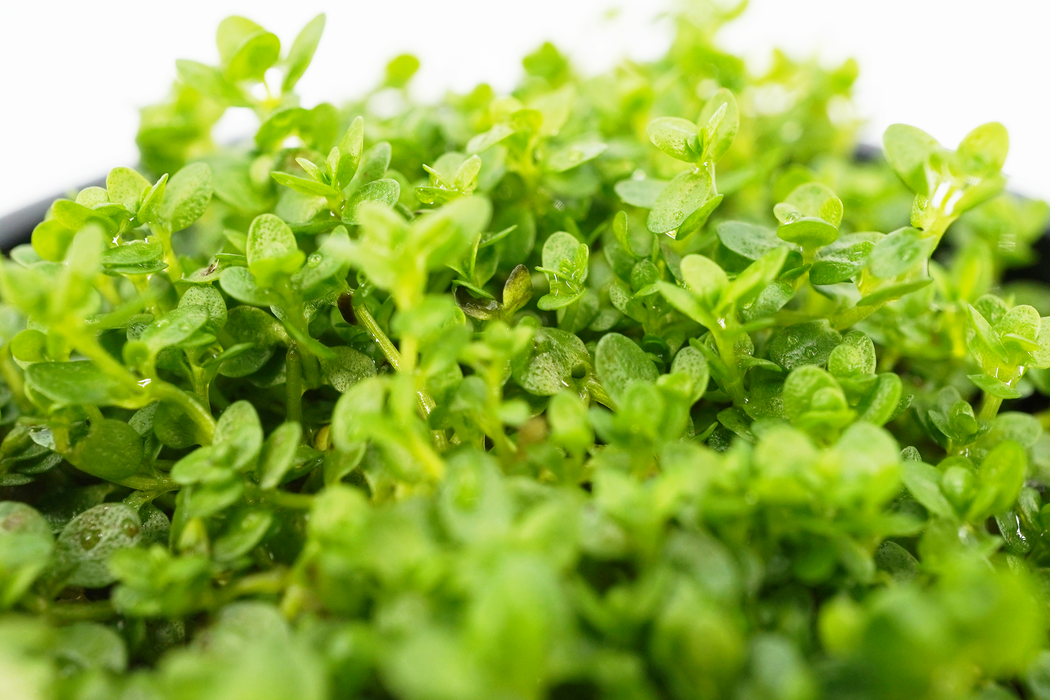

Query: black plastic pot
[2,169,1047,280]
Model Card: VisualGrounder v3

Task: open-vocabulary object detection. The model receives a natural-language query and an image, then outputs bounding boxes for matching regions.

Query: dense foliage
[3,3,1050,698]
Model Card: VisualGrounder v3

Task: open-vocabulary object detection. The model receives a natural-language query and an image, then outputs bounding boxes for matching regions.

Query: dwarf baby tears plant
[4,3,1050,700]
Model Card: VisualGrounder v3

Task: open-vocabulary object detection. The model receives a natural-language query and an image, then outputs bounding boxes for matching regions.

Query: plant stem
[559,300,580,333]
[286,346,303,423]
[150,381,216,445]
[191,364,210,407]
[713,324,746,405]
[400,334,419,373]
[49,601,117,622]
[289,218,342,235]
[351,291,443,426]
[0,345,31,413]
[353,292,403,371]
[586,376,616,409]
[152,225,183,284]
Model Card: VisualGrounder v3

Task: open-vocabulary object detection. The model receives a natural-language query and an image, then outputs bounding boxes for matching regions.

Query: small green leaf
[670,345,710,404]
[511,327,588,396]
[320,346,377,392]
[467,124,516,154]
[246,214,305,287]
[106,167,151,210]
[697,88,739,162]
[647,117,699,162]
[501,264,533,316]
[810,234,875,285]
[25,362,139,407]
[901,461,956,519]
[679,254,727,304]
[595,333,658,403]
[867,227,933,278]
[536,232,588,310]
[282,13,326,93]
[258,422,303,489]
[31,219,77,262]
[67,419,144,482]
[0,502,54,608]
[967,440,1026,520]
[217,16,281,82]
[343,179,401,224]
[56,504,142,588]
[775,183,843,227]
[769,321,842,371]
[717,221,787,261]
[160,163,213,233]
[100,242,166,276]
[213,509,274,562]
[720,247,789,309]
[614,177,668,209]
[215,401,264,472]
[967,374,1022,399]
[271,171,340,198]
[883,124,940,195]
[219,266,276,307]
[828,331,876,377]
[132,305,211,360]
[647,169,711,235]
[385,54,421,88]
[953,122,1009,178]
[855,373,902,426]
[175,60,246,105]
[545,141,607,172]
[777,218,838,249]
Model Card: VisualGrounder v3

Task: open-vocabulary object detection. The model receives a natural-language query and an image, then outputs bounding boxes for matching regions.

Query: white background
[0,0,1047,218]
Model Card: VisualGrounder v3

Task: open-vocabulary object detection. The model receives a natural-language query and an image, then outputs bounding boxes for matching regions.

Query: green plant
[2,3,1050,699]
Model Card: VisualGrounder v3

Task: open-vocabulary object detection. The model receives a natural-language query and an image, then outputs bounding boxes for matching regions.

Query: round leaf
[595,333,659,402]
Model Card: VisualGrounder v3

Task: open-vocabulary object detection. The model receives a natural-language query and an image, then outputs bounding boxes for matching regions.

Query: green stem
[43,599,116,623]
[115,472,178,492]
[69,329,138,386]
[275,285,326,383]
[93,274,122,307]
[559,300,580,333]
[286,347,303,423]
[352,293,403,371]
[152,225,183,284]
[191,364,210,407]
[151,381,216,445]
[0,345,31,413]
[129,275,164,316]
[712,324,746,405]
[409,435,446,480]
[223,568,288,602]
[352,292,440,416]
[489,422,517,463]
[289,218,342,235]
[250,484,314,510]
[400,334,419,374]
[351,292,448,452]
[979,393,1004,422]
[586,375,616,409]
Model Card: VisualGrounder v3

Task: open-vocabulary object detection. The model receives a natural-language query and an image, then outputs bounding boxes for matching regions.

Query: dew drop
[78,527,102,550]
[121,519,141,538]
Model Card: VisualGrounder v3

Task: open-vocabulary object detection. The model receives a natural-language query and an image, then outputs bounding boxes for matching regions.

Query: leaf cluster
[2,4,1050,700]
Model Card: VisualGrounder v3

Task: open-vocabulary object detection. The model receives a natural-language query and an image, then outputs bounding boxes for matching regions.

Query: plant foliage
[2,3,1050,699]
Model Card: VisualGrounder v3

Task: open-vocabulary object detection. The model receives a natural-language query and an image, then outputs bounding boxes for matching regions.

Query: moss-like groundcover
[2,3,1050,699]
